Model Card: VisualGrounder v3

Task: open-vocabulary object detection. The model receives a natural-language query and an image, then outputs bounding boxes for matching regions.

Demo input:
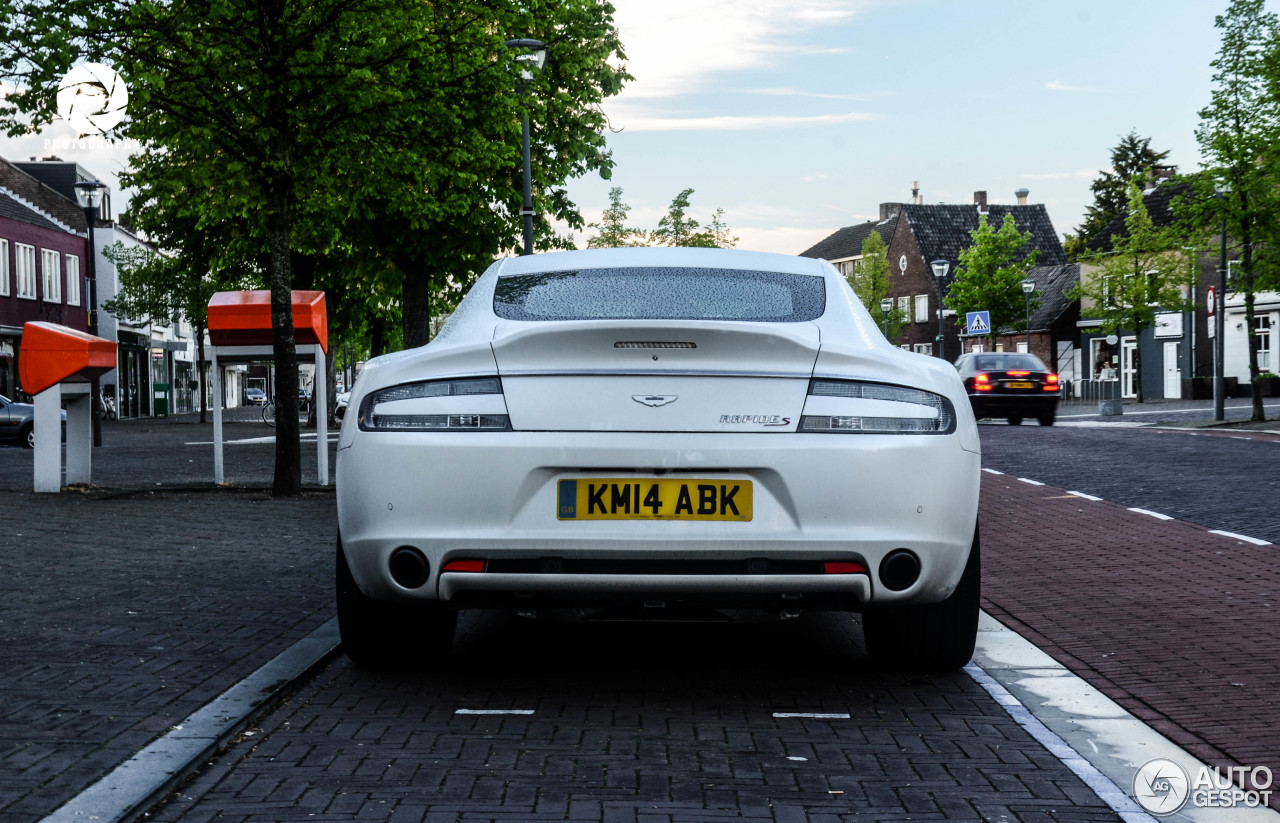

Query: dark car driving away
[955,352,1061,426]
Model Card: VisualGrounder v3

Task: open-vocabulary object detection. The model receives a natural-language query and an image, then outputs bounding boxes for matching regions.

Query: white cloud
[1045,80,1106,93]
[610,107,881,132]
[745,87,883,101]
[1021,169,1098,181]
[610,0,868,100]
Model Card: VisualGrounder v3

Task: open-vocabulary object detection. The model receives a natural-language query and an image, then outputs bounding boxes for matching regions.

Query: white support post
[212,348,224,484]
[33,385,63,493]
[63,384,93,485]
[315,344,329,486]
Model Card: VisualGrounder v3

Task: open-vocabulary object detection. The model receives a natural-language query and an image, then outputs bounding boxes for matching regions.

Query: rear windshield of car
[493,267,826,322]
[973,354,1047,371]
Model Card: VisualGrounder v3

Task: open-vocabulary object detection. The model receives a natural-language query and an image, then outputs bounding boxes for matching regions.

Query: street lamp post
[1021,278,1035,352]
[74,180,107,447]
[930,260,950,359]
[1214,185,1229,422]
[879,297,892,338]
[505,38,547,256]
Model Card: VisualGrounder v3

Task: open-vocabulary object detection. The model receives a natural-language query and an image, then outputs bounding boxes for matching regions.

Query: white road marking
[772,712,851,719]
[1018,477,1045,486]
[1128,507,1173,521]
[982,468,1005,475]
[454,709,535,715]
[1208,529,1272,546]
[1068,491,1103,501]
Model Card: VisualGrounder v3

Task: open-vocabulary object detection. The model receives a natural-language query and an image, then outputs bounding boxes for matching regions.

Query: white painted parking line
[771,712,851,719]
[971,613,1280,822]
[1018,477,1045,486]
[1068,491,1103,502]
[454,709,535,715]
[1128,507,1174,521]
[982,468,1005,475]
[1209,529,1272,546]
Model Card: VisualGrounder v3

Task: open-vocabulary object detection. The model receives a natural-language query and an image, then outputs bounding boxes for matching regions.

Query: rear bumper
[337,430,980,609]
[969,393,1059,418]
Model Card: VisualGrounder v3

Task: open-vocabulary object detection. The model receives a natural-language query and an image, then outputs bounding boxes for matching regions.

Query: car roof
[491,246,831,278]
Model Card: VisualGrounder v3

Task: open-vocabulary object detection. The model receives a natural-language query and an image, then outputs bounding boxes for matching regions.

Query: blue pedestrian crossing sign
[966,311,991,334]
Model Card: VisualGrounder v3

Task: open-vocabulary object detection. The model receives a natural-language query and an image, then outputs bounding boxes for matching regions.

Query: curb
[41,619,341,823]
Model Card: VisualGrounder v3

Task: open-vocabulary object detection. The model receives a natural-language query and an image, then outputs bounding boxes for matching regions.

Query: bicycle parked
[262,395,313,427]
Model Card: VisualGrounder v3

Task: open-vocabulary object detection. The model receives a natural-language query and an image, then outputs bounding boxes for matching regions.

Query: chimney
[1015,188,1029,206]
[879,202,903,220]
[911,180,921,205]
[974,190,988,214]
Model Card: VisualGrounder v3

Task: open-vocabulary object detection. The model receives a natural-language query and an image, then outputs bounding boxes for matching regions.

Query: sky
[0,0,1263,257]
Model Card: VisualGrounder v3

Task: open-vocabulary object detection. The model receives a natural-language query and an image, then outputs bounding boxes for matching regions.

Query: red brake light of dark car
[974,373,990,383]
[1007,370,1030,377]
[1046,374,1060,383]
[973,373,993,391]
[823,561,868,575]
[442,560,485,573]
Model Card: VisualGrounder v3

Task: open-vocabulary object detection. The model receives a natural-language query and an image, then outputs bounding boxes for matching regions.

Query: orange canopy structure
[19,322,117,396]
[207,290,328,352]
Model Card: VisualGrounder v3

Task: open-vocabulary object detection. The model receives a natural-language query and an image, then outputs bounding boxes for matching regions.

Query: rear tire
[863,528,980,671]
[20,424,33,449]
[336,537,456,669]
[1038,412,1055,426]
[1007,416,1023,426]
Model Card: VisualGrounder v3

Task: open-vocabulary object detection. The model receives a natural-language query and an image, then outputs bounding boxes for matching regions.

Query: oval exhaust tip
[389,547,430,589]
[879,550,921,592]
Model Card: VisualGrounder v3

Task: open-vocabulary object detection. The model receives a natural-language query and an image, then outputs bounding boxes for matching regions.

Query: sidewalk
[1055,395,1280,430]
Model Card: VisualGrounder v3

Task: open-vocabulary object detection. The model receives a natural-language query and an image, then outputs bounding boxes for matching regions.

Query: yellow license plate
[1006,381,1034,389]
[557,478,752,521]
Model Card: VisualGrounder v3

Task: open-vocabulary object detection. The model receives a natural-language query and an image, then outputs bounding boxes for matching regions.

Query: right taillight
[799,380,955,434]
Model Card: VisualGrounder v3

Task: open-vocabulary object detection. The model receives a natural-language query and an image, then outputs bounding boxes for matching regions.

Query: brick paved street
[0,485,335,819]
[149,611,1123,823]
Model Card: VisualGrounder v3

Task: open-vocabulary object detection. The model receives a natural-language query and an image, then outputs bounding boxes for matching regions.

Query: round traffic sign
[1207,286,1216,316]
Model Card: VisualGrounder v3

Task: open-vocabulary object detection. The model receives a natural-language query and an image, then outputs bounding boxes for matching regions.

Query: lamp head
[879,297,893,313]
[74,179,106,209]
[1021,279,1035,294]
[930,259,949,280]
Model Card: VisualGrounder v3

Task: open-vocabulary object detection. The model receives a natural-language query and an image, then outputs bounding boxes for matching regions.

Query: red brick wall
[0,214,91,333]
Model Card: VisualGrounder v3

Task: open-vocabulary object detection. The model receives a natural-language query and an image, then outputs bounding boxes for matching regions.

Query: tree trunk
[1133,342,1144,404]
[196,319,208,424]
[401,255,432,349]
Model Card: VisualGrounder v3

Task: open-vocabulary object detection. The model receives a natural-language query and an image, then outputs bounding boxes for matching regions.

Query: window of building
[1256,315,1272,371]
[65,254,80,306]
[1090,337,1118,380]
[0,239,8,297]
[15,243,36,299]
[41,248,60,302]
[970,343,984,354]
[896,295,910,317]
[1016,342,1028,353]
[914,294,929,324]
[913,343,931,355]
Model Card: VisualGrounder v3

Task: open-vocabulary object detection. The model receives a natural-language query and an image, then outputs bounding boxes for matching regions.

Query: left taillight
[357,377,511,432]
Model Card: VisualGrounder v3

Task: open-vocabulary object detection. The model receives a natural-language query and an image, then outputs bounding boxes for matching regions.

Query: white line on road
[1018,477,1045,486]
[1128,507,1174,521]
[454,709,535,715]
[1068,491,1103,501]
[772,712,851,719]
[982,468,1005,475]
[1208,529,1273,546]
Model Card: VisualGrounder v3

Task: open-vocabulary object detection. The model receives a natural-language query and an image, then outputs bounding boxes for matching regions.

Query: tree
[649,189,737,248]
[586,187,646,248]
[943,213,1040,350]
[846,230,907,339]
[1193,0,1280,421]
[1066,131,1172,260]
[0,0,628,493]
[1069,183,1193,403]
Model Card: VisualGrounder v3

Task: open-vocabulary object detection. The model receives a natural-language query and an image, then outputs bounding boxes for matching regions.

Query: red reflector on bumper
[442,560,484,573]
[823,561,868,575]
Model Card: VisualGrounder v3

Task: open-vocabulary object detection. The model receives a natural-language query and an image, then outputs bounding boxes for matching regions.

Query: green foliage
[1070,131,1172,256]
[943,214,1040,343]
[586,187,646,248]
[846,230,907,339]
[586,187,738,249]
[1194,0,1280,419]
[1069,183,1192,402]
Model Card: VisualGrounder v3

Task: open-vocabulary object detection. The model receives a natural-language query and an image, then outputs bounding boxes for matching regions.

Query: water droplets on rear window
[493,267,826,322]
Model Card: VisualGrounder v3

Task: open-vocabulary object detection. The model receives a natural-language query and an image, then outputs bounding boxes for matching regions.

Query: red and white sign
[1207,286,1216,316]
